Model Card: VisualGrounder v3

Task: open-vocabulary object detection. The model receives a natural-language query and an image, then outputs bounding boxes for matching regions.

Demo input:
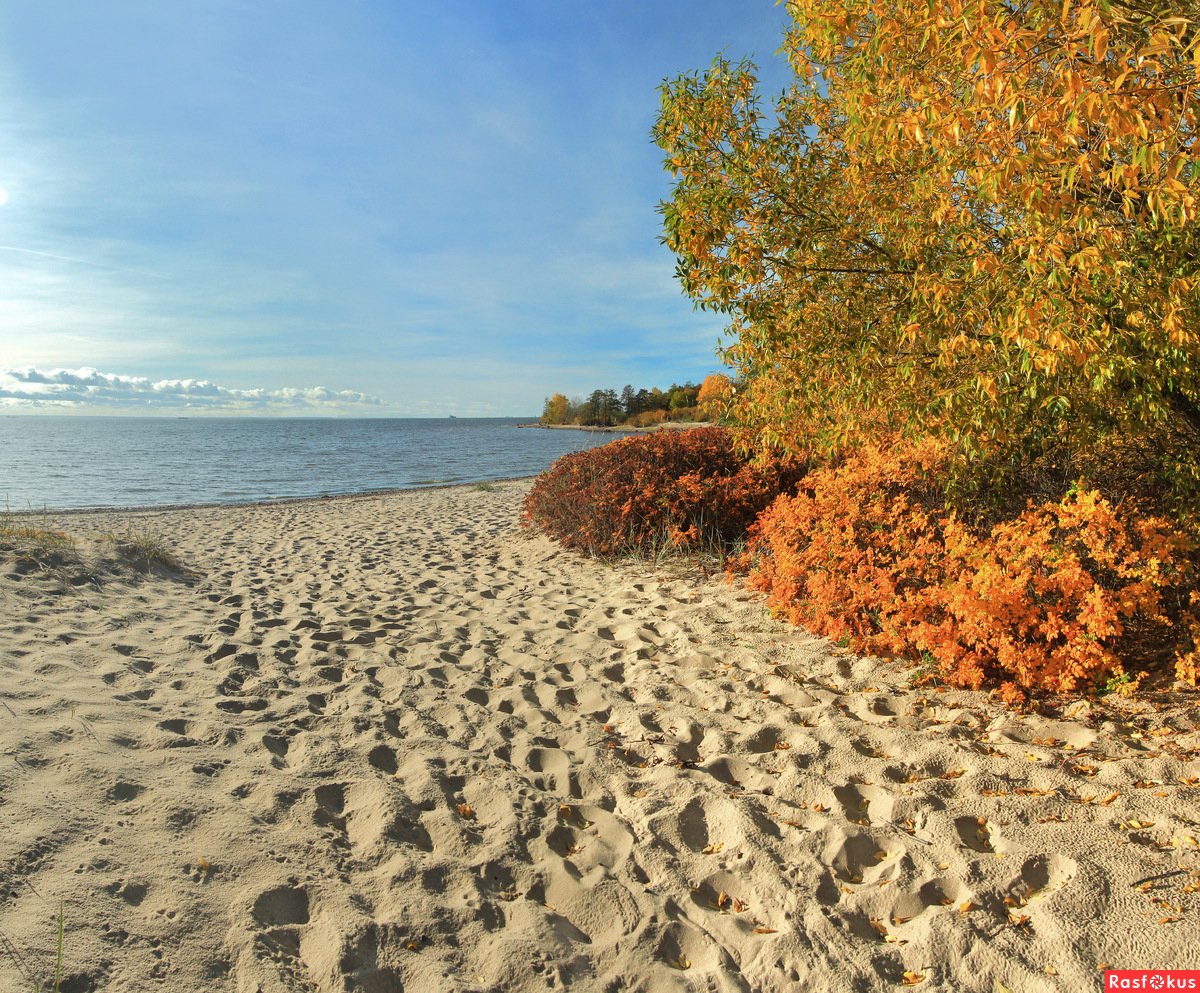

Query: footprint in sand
[691,869,758,918]
[108,689,158,711]
[241,882,312,983]
[215,696,268,714]
[954,814,1006,854]
[104,878,150,906]
[205,642,238,663]
[104,781,146,803]
[656,919,727,976]
[745,726,794,754]
[515,744,579,798]
[262,730,294,765]
[313,783,349,834]
[368,743,399,775]
[824,831,906,885]
[1012,852,1078,901]
[155,718,202,747]
[833,783,895,826]
[675,796,724,854]
[252,883,310,927]
[702,755,775,792]
[550,803,635,873]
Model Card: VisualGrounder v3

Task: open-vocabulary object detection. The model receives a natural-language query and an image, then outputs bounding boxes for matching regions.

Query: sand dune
[1,480,1198,992]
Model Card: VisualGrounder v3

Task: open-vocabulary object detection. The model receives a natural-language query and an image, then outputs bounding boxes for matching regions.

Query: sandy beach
[2,479,1198,993]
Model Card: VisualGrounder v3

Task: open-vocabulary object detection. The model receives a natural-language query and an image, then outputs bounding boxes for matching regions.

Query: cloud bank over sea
[0,366,382,414]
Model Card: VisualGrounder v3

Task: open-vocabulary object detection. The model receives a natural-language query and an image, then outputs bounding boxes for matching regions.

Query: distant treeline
[540,374,733,427]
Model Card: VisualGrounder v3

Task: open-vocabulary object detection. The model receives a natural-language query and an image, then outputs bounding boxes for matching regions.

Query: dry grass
[99,525,185,575]
[1,511,189,585]
[0,510,84,577]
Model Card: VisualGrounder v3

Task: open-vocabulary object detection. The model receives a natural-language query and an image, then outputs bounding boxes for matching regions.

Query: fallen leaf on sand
[901,971,926,986]
[702,841,724,855]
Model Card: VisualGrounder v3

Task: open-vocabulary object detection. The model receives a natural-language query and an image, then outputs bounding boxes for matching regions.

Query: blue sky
[0,1,792,416]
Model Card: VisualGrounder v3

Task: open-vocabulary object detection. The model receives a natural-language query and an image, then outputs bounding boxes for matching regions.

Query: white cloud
[0,366,382,413]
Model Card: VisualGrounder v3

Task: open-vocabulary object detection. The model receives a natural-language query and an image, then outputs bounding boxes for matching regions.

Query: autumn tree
[540,393,571,425]
[655,0,1200,502]
[697,373,734,420]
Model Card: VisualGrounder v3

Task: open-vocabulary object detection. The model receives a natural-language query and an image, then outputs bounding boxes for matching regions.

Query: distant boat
[448,415,457,419]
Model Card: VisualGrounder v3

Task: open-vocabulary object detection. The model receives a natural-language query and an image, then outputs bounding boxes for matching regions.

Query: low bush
[522,427,803,558]
[625,409,669,428]
[738,438,1200,700]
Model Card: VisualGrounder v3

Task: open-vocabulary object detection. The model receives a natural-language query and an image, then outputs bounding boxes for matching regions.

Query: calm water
[0,417,618,511]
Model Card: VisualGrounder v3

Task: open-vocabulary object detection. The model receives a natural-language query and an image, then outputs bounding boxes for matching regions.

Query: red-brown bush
[521,427,803,558]
[738,438,1200,698]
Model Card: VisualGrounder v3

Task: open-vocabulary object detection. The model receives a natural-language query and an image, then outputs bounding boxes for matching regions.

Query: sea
[0,416,619,512]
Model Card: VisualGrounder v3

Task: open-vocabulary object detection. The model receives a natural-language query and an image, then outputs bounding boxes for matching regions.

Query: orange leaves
[656,0,1200,513]
[696,373,735,419]
[738,434,1199,699]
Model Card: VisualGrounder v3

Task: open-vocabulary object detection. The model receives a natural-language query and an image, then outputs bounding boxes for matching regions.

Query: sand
[1,479,1198,993]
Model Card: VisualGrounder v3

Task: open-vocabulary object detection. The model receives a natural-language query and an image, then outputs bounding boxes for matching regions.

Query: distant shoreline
[514,421,712,433]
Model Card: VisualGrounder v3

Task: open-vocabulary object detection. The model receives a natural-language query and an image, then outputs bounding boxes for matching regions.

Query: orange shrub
[625,409,668,428]
[739,438,1199,697]
[522,427,803,558]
